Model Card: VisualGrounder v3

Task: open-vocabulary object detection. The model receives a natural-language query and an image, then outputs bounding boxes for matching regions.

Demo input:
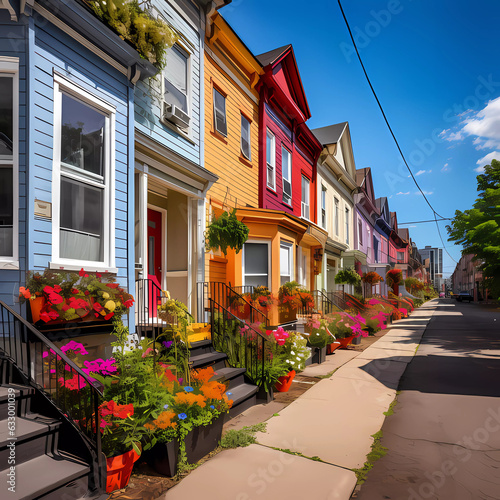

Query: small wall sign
[34,199,52,219]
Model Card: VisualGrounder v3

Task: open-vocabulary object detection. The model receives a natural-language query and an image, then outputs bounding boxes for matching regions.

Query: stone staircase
[0,380,103,500]
[189,336,259,419]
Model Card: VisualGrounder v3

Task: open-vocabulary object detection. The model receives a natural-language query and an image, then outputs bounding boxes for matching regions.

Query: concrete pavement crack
[387,432,500,452]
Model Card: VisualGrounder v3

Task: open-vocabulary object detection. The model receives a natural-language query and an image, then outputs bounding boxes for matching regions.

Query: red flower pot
[337,335,355,349]
[327,342,342,354]
[29,296,44,323]
[275,370,296,392]
[106,448,140,493]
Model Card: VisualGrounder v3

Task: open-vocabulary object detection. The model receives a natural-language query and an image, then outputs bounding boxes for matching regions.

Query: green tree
[447,159,500,298]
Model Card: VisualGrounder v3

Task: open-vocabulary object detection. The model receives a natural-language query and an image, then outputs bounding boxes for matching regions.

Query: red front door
[147,208,163,285]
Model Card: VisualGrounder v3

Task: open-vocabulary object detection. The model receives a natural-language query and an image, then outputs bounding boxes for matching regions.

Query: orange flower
[200,381,227,400]
[174,392,207,408]
[19,286,31,299]
[223,394,233,408]
[191,366,215,384]
[153,411,177,429]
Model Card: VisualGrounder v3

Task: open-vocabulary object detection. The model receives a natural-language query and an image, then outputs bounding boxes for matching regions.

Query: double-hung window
[241,114,251,160]
[280,242,293,286]
[266,130,275,189]
[301,176,310,219]
[358,220,363,246]
[321,185,326,229]
[163,44,189,114]
[282,146,292,205]
[213,88,227,136]
[53,75,115,268]
[0,58,18,265]
[243,242,269,288]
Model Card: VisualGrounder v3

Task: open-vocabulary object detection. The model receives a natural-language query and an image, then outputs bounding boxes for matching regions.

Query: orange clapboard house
[204,14,327,324]
[203,12,263,285]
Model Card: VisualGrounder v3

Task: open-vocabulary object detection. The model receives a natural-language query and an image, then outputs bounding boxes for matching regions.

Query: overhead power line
[399,218,453,225]
[336,0,447,221]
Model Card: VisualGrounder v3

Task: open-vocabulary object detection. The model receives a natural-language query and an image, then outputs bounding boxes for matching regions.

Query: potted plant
[303,319,334,364]
[362,271,384,297]
[272,328,309,392]
[250,286,275,315]
[19,269,134,325]
[278,281,315,323]
[334,267,361,297]
[386,269,403,295]
[205,208,249,257]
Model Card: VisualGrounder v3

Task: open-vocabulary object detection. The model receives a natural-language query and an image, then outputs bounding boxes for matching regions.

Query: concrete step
[226,383,259,419]
[0,453,91,499]
[0,414,61,466]
[189,339,214,356]
[0,384,35,419]
[189,351,227,370]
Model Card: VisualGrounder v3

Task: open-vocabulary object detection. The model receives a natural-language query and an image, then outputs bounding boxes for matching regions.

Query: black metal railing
[135,279,193,341]
[197,282,269,328]
[231,285,255,296]
[0,300,105,493]
[325,290,348,311]
[210,298,271,386]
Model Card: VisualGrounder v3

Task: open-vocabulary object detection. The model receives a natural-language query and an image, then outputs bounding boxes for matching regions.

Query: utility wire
[337,0,447,221]
[399,218,453,225]
[434,212,458,263]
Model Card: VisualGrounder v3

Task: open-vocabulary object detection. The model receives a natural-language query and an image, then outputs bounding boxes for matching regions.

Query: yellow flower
[104,300,116,312]
[102,292,110,300]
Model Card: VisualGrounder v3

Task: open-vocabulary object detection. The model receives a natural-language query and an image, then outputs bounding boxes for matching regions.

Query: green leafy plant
[205,209,249,257]
[220,423,267,449]
[335,267,361,295]
[86,0,177,69]
[304,319,335,348]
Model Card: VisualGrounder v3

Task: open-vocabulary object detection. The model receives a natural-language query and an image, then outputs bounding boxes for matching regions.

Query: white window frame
[240,114,251,161]
[321,185,326,229]
[281,145,292,206]
[280,240,293,286]
[51,74,116,272]
[301,176,310,220]
[266,129,275,190]
[242,240,271,288]
[334,198,339,236]
[213,87,227,137]
[345,207,350,245]
[358,219,363,246]
[0,57,19,268]
[162,43,191,118]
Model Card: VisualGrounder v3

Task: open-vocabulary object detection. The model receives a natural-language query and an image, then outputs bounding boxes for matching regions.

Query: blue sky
[223,0,500,277]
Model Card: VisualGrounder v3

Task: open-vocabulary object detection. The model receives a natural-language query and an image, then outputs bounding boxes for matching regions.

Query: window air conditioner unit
[162,102,190,128]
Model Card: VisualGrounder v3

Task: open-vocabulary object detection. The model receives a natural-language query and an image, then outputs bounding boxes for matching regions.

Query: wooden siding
[134,0,202,166]
[204,51,259,209]
[0,15,27,308]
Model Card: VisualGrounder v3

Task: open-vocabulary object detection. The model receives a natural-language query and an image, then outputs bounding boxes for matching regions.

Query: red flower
[104,312,114,320]
[106,283,119,289]
[79,268,89,278]
[40,310,59,323]
[72,288,79,294]
[84,290,89,296]
[61,304,70,312]
[93,302,103,312]
[43,285,54,294]
[53,285,62,293]
[123,299,134,308]
[96,272,102,279]
[48,293,63,305]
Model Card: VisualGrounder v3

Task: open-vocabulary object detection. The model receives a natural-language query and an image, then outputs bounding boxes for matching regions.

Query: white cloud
[415,190,434,196]
[409,225,417,228]
[475,151,500,171]
[396,191,410,195]
[462,97,500,143]
[441,163,450,172]
[415,169,432,176]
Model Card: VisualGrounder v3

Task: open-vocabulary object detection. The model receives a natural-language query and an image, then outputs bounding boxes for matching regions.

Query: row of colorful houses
[0,0,427,329]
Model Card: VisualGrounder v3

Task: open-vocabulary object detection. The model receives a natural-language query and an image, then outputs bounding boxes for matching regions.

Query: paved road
[356,299,500,500]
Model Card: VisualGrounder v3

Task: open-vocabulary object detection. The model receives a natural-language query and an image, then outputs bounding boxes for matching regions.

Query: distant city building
[420,246,443,288]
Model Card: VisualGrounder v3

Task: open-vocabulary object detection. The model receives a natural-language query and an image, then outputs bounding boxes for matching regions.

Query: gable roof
[257,44,311,120]
[312,122,348,146]
[256,45,291,67]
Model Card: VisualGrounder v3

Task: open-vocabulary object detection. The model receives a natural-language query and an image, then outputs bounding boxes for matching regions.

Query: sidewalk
[163,300,438,500]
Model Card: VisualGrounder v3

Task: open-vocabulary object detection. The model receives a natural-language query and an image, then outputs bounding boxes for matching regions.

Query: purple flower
[178,378,183,385]
[162,340,173,349]
[163,404,169,410]
[178,413,187,420]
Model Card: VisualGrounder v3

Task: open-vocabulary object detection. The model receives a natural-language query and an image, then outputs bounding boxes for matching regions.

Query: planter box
[306,346,327,365]
[144,416,224,476]
[337,335,355,349]
[351,335,362,345]
[278,303,297,324]
[106,449,140,493]
[275,370,296,392]
[256,385,274,403]
[327,342,342,355]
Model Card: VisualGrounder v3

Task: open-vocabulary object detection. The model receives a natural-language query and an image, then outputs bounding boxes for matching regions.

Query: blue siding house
[0,0,156,323]
[133,0,220,315]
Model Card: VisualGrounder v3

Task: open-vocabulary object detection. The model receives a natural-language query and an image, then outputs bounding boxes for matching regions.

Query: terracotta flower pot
[29,296,44,323]
[327,342,342,355]
[337,335,355,349]
[106,448,140,493]
[275,370,296,392]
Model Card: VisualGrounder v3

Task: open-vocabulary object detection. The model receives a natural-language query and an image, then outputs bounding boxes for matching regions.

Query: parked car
[457,291,473,302]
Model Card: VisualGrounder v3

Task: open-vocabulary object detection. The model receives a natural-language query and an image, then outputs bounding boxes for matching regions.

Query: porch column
[137,169,148,279]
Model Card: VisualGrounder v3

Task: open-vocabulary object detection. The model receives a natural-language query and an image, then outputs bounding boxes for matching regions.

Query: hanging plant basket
[205,209,249,257]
